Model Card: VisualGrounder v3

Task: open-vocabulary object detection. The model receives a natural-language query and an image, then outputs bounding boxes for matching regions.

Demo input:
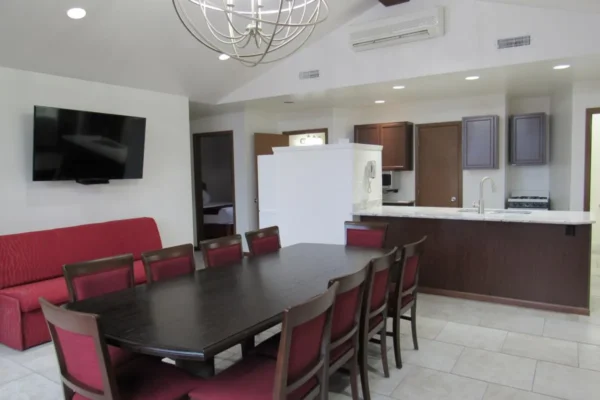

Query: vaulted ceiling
[0,0,374,104]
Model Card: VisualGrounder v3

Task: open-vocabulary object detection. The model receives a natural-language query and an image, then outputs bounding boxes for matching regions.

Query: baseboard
[419,287,590,316]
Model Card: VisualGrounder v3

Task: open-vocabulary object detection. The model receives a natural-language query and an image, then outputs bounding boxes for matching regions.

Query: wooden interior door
[192,134,205,244]
[416,122,462,207]
[254,133,289,225]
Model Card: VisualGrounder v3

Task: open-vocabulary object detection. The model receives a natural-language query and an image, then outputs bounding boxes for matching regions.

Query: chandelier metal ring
[172,0,330,67]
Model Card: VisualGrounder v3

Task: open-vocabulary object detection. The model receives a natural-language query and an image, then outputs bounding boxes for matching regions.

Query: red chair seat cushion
[72,267,133,301]
[369,314,384,332]
[133,260,147,284]
[251,236,280,256]
[73,356,201,400]
[149,256,193,282]
[189,356,316,400]
[0,277,69,312]
[331,339,353,364]
[206,244,242,268]
[346,229,385,248]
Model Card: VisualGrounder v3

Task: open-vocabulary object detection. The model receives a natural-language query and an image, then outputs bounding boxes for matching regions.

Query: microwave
[382,171,392,188]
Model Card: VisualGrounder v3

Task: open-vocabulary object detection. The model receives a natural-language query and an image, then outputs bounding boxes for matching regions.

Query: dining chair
[359,247,398,400]
[200,234,244,268]
[245,225,281,256]
[387,236,427,369]
[63,254,135,303]
[141,243,195,283]
[253,266,369,400]
[39,298,202,400]
[63,254,141,368]
[345,221,389,248]
[188,282,339,400]
[327,265,370,400]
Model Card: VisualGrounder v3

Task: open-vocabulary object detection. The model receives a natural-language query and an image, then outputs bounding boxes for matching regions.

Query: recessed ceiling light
[284,101,294,104]
[393,85,405,90]
[67,8,86,20]
[553,64,570,70]
[375,100,386,104]
[218,54,231,61]
[465,76,480,81]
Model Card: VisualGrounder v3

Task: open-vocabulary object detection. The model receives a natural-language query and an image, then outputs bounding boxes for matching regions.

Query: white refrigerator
[257,143,383,247]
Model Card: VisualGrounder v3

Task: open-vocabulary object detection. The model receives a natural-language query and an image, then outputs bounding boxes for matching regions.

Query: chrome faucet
[475,176,497,214]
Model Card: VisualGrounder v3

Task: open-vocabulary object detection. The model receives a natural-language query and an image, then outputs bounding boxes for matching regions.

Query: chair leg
[349,351,360,400]
[392,314,402,369]
[379,327,390,378]
[63,384,74,400]
[411,303,419,350]
[358,340,371,400]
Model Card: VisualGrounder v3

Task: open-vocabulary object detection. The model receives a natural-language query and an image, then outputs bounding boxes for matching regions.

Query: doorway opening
[192,131,236,247]
[415,121,463,207]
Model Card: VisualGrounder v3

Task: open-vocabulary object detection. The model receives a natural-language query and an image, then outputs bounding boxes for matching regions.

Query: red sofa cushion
[133,260,147,285]
[0,277,69,312]
[0,218,161,290]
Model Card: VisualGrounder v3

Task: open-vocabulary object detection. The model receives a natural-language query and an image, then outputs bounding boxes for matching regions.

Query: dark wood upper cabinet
[354,122,413,171]
[354,124,380,145]
[510,113,547,165]
[462,115,499,170]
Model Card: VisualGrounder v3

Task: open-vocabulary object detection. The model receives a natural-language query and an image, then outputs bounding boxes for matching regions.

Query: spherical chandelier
[172,0,329,67]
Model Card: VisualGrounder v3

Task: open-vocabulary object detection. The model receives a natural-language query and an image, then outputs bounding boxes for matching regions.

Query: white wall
[506,96,551,195]
[221,0,600,104]
[190,109,277,248]
[571,80,600,210]
[0,66,193,245]
[549,88,573,210]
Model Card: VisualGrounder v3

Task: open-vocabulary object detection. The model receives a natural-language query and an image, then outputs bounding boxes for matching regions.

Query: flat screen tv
[33,106,146,183]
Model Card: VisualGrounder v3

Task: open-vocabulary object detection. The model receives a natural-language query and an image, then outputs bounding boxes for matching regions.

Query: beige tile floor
[1,260,600,400]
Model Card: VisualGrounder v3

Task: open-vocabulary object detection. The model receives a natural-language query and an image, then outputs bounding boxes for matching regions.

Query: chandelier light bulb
[173,0,329,67]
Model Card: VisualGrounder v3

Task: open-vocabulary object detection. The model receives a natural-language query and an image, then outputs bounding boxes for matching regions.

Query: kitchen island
[356,206,595,315]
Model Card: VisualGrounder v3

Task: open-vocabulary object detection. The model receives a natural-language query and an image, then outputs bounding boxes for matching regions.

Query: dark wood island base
[361,216,592,315]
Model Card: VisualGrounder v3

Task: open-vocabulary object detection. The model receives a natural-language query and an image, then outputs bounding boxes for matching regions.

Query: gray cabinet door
[462,115,499,169]
[510,113,547,165]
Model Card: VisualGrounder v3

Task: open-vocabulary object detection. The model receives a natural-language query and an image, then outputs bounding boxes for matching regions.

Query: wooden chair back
[392,236,427,309]
[63,254,135,303]
[363,248,398,332]
[327,265,369,371]
[40,298,118,400]
[245,226,281,256]
[344,221,389,248]
[199,234,244,268]
[141,243,195,283]
[273,282,339,400]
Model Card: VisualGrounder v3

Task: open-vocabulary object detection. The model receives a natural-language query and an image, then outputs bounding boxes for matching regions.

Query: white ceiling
[478,0,600,13]
[0,0,372,104]
[212,54,600,115]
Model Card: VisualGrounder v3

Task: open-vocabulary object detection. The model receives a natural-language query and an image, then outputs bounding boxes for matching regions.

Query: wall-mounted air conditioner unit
[349,7,445,52]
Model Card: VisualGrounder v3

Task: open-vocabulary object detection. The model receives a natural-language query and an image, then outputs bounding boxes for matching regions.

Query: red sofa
[0,217,162,350]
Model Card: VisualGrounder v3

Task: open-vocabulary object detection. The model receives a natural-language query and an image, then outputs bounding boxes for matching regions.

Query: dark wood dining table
[66,243,387,377]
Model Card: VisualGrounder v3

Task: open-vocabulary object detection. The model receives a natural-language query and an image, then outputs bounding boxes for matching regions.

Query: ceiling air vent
[497,35,531,49]
[299,70,320,80]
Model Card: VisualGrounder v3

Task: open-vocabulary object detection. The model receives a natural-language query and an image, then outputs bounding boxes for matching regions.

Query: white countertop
[354,206,595,225]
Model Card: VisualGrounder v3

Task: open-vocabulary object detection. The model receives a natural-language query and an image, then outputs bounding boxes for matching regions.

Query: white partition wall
[258,144,382,246]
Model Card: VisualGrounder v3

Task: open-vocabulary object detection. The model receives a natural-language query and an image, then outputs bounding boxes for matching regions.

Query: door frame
[192,130,236,247]
[584,108,600,211]
[415,121,463,207]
